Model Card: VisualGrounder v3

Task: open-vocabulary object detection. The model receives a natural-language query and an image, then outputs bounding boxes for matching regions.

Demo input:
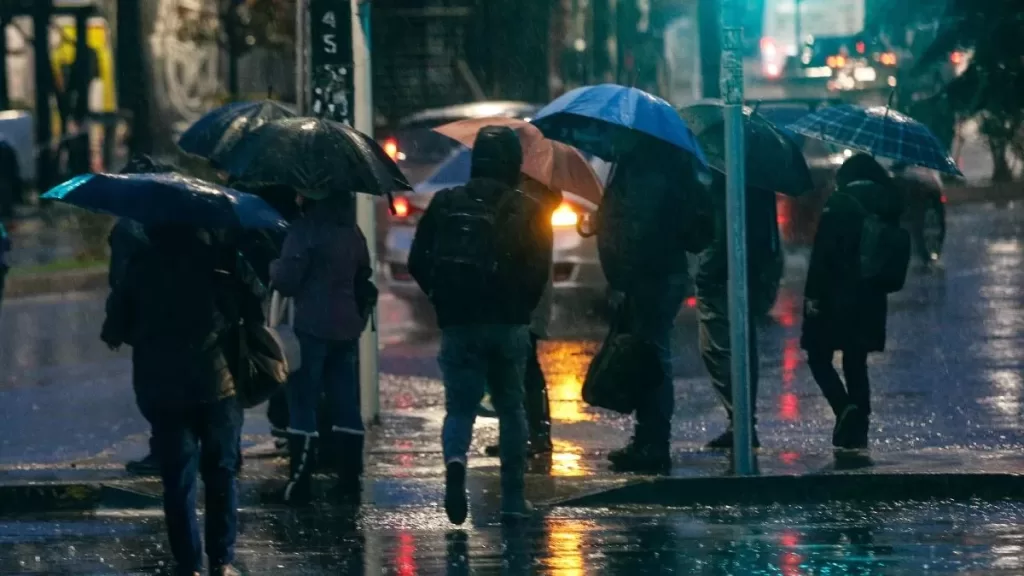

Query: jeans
[697,288,759,424]
[625,276,689,448]
[288,333,362,436]
[439,325,530,500]
[152,397,243,575]
[807,349,870,416]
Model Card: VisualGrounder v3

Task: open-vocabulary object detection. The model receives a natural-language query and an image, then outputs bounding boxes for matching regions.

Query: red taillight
[760,37,777,58]
[940,195,948,204]
[878,51,897,66]
[855,41,865,54]
[392,196,411,218]
[383,137,399,161]
[685,296,697,308]
[950,51,964,65]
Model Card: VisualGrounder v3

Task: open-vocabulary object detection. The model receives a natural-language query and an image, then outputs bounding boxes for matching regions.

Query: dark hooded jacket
[408,126,552,328]
[102,227,266,407]
[801,154,905,353]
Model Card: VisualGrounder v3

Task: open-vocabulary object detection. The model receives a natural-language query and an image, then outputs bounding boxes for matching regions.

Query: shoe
[705,427,761,450]
[328,430,364,505]
[832,405,858,448]
[501,500,535,521]
[843,409,870,450]
[485,438,553,458]
[444,461,468,525]
[608,437,639,465]
[280,432,316,506]
[125,453,161,476]
[608,443,671,474]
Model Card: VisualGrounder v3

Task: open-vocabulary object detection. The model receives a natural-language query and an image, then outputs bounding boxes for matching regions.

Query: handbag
[269,291,302,372]
[581,298,665,414]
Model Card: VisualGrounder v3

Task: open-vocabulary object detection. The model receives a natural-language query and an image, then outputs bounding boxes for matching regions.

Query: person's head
[257,185,302,222]
[120,154,177,175]
[470,126,523,187]
[836,153,892,189]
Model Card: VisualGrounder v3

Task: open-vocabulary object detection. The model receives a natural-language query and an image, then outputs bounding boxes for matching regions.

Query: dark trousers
[136,394,160,459]
[697,289,759,424]
[288,334,362,435]
[152,397,243,575]
[520,334,550,443]
[807,349,870,416]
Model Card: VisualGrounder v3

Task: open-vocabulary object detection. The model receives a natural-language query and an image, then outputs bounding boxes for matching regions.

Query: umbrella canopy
[433,117,603,204]
[42,173,287,230]
[177,100,296,166]
[221,117,411,199]
[678,100,813,197]
[786,104,962,176]
[531,84,708,167]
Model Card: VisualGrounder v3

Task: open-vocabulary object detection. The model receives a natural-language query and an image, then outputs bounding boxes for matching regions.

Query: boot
[832,404,858,448]
[608,441,671,475]
[524,350,553,455]
[280,432,317,506]
[328,429,364,504]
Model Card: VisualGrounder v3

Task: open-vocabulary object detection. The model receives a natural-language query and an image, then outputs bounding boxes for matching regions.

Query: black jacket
[407,126,551,328]
[102,231,266,407]
[801,180,900,353]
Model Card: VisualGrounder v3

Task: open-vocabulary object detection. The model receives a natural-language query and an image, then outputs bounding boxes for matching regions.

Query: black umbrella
[221,117,411,200]
[177,100,297,166]
[677,100,813,197]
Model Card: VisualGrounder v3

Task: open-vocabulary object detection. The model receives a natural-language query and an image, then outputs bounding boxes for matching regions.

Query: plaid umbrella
[786,104,962,177]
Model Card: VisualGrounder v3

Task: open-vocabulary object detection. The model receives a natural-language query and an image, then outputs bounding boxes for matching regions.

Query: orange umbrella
[432,117,603,205]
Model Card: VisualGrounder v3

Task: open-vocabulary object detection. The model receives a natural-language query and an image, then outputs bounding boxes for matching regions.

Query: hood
[470,126,522,187]
[841,180,905,223]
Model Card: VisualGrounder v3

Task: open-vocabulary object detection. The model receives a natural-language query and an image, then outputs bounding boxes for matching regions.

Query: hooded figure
[409,125,551,524]
[802,153,906,450]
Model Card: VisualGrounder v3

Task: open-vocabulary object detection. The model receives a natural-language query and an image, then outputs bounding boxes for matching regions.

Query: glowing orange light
[384,138,399,160]
[392,196,410,218]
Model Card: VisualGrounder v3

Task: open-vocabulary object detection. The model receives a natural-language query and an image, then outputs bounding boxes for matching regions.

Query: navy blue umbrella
[42,173,287,230]
[177,100,296,166]
[786,104,962,176]
[531,84,708,166]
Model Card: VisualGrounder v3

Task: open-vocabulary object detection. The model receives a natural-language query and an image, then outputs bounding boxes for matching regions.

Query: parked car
[760,100,948,263]
[382,147,608,312]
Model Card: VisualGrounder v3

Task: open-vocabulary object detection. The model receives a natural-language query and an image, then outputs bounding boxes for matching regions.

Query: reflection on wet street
[6,501,1024,574]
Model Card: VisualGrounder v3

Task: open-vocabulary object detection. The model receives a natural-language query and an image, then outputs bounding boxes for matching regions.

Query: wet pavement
[5,201,1024,572]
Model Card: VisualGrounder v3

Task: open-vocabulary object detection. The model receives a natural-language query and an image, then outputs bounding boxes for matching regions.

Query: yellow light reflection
[549,374,595,423]
[550,439,585,477]
[541,341,598,424]
[546,518,589,576]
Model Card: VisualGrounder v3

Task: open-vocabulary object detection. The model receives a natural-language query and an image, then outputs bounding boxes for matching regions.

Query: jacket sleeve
[234,251,268,325]
[513,195,554,311]
[101,258,136,347]
[269,226,311,298]
[804,208,840,304]
[408,194,443,296]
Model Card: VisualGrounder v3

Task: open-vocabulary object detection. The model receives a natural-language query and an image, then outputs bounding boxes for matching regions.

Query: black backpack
[858,212,911,293]
[429,185,512,302]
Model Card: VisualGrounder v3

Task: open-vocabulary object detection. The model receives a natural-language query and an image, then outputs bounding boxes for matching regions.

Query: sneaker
[444,461,468,525]
[705,427,761,450]
[125,453,161,476]
[484,439,553,458]
[608,443,671,474]
[844,409,870,450]
[832,405,858,448]
[501,500,535,520]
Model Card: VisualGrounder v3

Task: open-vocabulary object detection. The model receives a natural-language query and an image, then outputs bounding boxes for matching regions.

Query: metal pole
[352,0,379,426]
[295,0,309,115]
[721,0,754,475]
[33,0,53,190]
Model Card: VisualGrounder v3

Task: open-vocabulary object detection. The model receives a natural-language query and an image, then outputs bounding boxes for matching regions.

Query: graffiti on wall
[148,0,224,140]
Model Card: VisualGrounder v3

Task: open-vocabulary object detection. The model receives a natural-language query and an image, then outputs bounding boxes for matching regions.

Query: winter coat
[102,230,266,408]
[801,180,901,353]
[270,199,371,342]
[597,145,713,291]
[408,127,552,328]
[695,174,783,317]
[520,178,563,339]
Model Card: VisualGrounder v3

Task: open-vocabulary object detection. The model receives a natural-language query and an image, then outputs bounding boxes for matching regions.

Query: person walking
[101,225,265,576]
[270,194,374,505]
[695,173,783,449]
[597,143,713,474]
[484,176,562,458]
[408,126,551,524]
[803,153,908,450]
[106,155,178,476]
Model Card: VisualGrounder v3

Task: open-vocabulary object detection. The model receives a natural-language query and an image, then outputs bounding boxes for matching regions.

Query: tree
[916,0,1024,181]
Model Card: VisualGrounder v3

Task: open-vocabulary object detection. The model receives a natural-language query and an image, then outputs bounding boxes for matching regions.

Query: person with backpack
[101,225,265,576]
[601,144,714,474]
[407,126,551,524]
[803,153,909,450]
[696,173,784,450]
[269,194,376,505]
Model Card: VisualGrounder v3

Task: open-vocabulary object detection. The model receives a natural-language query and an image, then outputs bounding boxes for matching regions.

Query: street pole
[298,0,379,426]
[351,0,380,426]
[720,0,754,475]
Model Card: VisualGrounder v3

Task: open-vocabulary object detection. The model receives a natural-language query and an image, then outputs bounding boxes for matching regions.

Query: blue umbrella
[42,173,287,230]
[786,104,962,176]
[531,84,708,166]
[177,100,296,166]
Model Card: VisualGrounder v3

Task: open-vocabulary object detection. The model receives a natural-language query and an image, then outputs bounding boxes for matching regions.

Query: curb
[553,472,1024,508]
[4,267,108,299]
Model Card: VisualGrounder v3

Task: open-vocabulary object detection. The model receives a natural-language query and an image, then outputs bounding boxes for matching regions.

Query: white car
[382,147,607,309]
